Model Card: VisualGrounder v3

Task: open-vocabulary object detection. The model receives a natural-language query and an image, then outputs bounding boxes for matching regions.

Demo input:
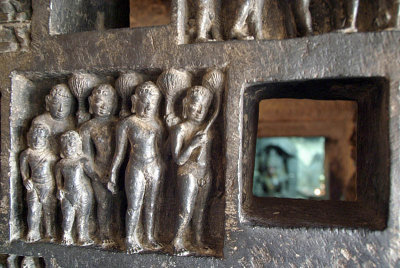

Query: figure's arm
[108,121,128,193]
[171,127,205,166]
[55,162,65,200]
[82,157,100,182]
[79,124,94,160]
[20,151,33,191]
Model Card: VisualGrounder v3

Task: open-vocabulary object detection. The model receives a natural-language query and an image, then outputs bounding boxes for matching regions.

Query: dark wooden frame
[241,77,389,230]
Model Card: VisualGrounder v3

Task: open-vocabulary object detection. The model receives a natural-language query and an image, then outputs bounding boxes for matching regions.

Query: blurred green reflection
[253,137,327,199]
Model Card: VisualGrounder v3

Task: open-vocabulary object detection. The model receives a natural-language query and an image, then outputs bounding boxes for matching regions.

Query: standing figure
[20,124,57,242]
[108,81,164,254]
[79,84,119,248]
[195,0,222,42]
[337,0,359,33]
[230,0,265,40]
[292,0,313,36]
[32,83,75,155]
[55,131,97,246]
[171,86,215,256]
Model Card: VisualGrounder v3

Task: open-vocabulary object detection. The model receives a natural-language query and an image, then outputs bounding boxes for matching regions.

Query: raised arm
[108,121,128,192]
[171,126,205,166]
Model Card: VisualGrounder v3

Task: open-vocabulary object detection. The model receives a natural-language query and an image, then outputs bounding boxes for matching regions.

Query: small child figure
[55,130,97,246]
[20,123,57,242]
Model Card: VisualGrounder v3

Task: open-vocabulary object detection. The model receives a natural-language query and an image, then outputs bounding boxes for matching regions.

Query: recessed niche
[49,0,130,35]
[130,0,171,28]
[241,78,389,230]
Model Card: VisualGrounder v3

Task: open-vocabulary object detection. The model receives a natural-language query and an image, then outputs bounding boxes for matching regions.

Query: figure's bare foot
[101,239,117,249]
[384,27,400,31]
[79,237,94,246]
[337,27,358,34]
[146,238,163,251]
[230,28,249,40]
[26,231,40,243]
[173,238,196,256]
[126,242,144,254]
[61,234,73,245]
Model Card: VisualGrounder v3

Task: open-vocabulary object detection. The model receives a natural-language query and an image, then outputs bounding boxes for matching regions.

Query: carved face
[90,92,114,117]
[29,126,49,150]
[61,131,82,159]
[186,93,213,123]
[46,94,73,120]
[131,81,161,118]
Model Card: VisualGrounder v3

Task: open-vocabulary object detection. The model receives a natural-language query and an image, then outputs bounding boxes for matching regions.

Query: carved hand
[165,113,181,128]
[107,181,117,194]
[191,132,207,148]
[24,179,33,191]
[57,189,65,200]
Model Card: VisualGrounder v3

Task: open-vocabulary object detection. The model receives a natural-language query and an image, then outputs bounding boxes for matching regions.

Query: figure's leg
[230,0,252,39]
[143,166,162,249]
[26,190,42,242]
[125,168,146,253]
[330,0,342,29]
[249,0,264,39]
[61,199,75,245]
[92,180,114,245]
[196,0,212,42]
[192,174,212,250]
[173,175,198,255]
[339,0,359,33]
[76,197,94,246]
[210,0,223,41]
[42,194,56,241]
[294,0,313,36]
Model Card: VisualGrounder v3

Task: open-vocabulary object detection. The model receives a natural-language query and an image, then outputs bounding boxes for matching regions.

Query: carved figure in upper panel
[108,81,164,254]
[337,0,359,33]
[20,123,57,242]
[230,0,265,40]
[79,84,119,248]
[55,130,97,246]
[168,69,224,256]
[32,84,75,155]
[195,0,222,42]
[292,0,313,36]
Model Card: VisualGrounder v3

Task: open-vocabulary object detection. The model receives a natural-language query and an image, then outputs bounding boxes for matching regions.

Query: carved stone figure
[379,0,400,30]
[108,81,164,254]
[20,124,57,242]
[292,0,313,36]
[195,0,222,42]
[21,256,42,268]
[32,83,75,155]
[79,84,119,248]
[337,0,359,33]
[230,0,265,40]
[170,85,217,256]
[55,131,96,246]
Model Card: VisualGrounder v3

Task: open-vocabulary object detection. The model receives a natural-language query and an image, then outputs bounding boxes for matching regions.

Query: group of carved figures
[191,0,400,42]
[19,69,224,256]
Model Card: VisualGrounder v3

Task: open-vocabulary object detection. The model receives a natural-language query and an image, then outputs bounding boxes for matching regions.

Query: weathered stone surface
[0,0,399,267]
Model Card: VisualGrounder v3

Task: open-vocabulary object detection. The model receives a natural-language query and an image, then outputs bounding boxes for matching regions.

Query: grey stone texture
[0,0,399,267]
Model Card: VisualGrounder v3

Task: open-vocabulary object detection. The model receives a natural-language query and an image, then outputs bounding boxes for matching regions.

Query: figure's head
[60,130,82,159]
[45,84,74,120]
[131,81,161,118]
[27,123,50,150]
[88,84,118,117]
[183,86,213,123]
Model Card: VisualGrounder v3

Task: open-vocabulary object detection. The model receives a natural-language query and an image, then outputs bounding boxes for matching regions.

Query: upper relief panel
[181,0,400,44]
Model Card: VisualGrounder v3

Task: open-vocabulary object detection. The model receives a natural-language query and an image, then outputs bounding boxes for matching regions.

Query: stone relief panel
[182,0,400,43]
[0,0,31,53]
[10,69,226,257]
